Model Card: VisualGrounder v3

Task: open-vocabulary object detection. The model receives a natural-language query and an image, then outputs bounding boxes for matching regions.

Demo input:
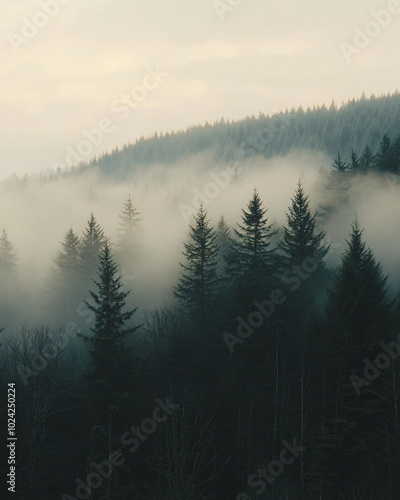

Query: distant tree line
[1,91,400,188]
[81,91,400,179]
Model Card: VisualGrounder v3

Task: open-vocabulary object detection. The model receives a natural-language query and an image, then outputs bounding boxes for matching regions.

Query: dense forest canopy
[1,92,400,499]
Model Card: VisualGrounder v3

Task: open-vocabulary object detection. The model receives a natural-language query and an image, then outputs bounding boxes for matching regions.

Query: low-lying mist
[1,148,399,331]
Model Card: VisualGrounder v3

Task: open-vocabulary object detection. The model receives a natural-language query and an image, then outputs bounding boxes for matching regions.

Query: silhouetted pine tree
[174,205,219,331]
[80,212,106,283]
[326,219,392,355]
[278,180,329,269]
[227,189,277,301]
[276,180,330,355]
[81,241,138,394]
[79,241,139,488]
[116,195,142,272]
[54,227,80,273]
[324,220,394,493]
[274,182,331,479]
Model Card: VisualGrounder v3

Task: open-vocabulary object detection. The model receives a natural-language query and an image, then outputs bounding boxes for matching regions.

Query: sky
[1,0,400,180]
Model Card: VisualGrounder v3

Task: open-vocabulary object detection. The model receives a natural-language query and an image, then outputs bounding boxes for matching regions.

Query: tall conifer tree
[80,212,106,282]
[79,241,139,475]
[174,205,219,329]
[227,189,277,298]
[54,227,80,274]
[117,195,142,267]
[278,180,329,268]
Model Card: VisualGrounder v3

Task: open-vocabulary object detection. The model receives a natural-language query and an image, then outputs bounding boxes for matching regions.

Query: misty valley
[1,93,400,499]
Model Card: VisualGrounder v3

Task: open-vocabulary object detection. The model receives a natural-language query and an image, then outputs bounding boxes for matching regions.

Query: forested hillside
[2,92,399,188]
[1,94,400,499]
[75,91,400,179]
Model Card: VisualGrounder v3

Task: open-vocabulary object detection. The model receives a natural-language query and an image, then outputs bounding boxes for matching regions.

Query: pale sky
[1,0,400,179]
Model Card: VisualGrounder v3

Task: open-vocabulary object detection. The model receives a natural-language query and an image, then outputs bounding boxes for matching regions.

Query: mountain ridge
[3,91,400,186]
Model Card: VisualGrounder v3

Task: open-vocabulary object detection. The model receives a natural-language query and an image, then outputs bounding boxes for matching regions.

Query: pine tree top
[340,219,388,290]
[81,241,138,342]
[54,227,80,272]
[217,215,230,236]
[174,205,220,313]
[119,195,141,224]
[80,213,106,262]
[180,204,219,270]
[343,218,364,263]
[278,180,328,266]
[83,212,104,238]
[327,218,392,343]
[117,196,142,256]
[233,189,277,252]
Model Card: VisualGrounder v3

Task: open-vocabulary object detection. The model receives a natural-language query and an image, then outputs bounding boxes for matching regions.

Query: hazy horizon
[2,0,400,180]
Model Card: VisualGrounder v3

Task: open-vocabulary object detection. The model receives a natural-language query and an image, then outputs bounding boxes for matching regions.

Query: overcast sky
[1,0,400,180]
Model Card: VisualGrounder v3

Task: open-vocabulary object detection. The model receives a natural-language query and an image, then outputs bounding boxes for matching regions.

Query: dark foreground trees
[311,220,396,498]
[1,182,400,499]
[79,242,139,475]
